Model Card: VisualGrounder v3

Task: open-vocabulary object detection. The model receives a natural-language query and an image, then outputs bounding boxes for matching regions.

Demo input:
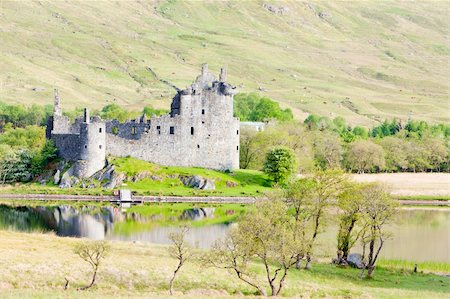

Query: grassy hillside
[0,0,448,125]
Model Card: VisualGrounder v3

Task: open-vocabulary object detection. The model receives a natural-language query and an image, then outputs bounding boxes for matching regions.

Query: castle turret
[54,89,62,116]
[75,111,106,177]
[219,67,227,82]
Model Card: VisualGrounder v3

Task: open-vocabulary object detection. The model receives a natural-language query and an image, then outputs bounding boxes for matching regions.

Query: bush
[263,147,297,184]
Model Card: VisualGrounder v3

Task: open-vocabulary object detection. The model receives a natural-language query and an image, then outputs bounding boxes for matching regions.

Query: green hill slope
[0,0,448,125]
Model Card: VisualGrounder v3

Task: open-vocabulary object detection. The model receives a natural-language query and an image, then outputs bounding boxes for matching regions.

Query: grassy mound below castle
[0,156,272,197]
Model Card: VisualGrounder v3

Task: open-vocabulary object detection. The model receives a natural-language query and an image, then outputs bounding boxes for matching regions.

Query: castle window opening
[99,128,102,133]
[237,146,239,151]
[157,125,161,134]
[237,130,239,135]
[202,121,205,124]
[99,145,102,149]
[131,126,137,135]
[84,145,87,149]
[191,127,194,135]
[170,126,175,135]
[197,144,200,149]
[201,109,205,115]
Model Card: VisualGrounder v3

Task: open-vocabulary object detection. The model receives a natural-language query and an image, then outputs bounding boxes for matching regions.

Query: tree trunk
[78,269,97,290]
[169,261,183,295]
[295,255,302,269]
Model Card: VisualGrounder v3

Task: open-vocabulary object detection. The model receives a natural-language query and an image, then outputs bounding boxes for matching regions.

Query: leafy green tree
[0,150,33,183]
[359,184,398,278]
[207,199,299,296]
[234,93,293,122]
[371,119,401,138]
[378,137,408,172]
[99,104,134,122]
[335,183,366,264]
[31,140,57,176]
[303,169,348,268]
[332,116,347,134]
[405,141,430,172]
[239,128,261,169]
[263,147,297,184]
[282,178,316,268]
[143,105,168,117]
[313,132,343,169]
[422,138,449,172]
[404,120,429,138]
[346,140,385,173]
[352,126,369,139]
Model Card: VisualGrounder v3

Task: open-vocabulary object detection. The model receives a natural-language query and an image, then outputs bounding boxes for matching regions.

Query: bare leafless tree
[73,240,110,290]
[168,225,192,295]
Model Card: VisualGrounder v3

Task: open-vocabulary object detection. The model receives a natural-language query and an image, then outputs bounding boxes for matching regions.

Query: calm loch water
[0,203,448,262]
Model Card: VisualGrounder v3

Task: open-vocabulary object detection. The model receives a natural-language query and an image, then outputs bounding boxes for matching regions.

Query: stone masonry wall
[50,64,240,176]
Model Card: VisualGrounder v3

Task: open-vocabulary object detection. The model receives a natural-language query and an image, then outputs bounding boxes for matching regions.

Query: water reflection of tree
[0,204,49,232]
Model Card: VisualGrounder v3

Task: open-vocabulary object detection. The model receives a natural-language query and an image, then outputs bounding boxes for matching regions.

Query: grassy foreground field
[1,1,449,125]
[0,231,449,299]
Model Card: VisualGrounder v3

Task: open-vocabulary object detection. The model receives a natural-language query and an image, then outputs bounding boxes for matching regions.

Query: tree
[168,226,192,295]
[73,241,110,290]
[422,138,449,172]
[233,93,293,122]
[313,132,343,169]
[31,140,57,176]
[303,169,348,268]
[143,105,168,117]
[99,104,134,122]
[282,178,316,268]
[239,128,260,169]
[263,147,297,184]
[335,183,366,265]
[378,137,408,172]
[346,140,385,173]
[405,140,430,172]
[359,184,398,278]
[352,126,369,139]
[206,199,299,296]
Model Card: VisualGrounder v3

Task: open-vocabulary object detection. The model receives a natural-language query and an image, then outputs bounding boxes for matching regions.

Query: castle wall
[49,64,240,175]
[105,84,240,170]
[52,133,80,161]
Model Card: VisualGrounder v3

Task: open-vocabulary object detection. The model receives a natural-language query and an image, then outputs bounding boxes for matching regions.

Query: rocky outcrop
[263,3,289,15]
[102,171,126,189]
[59,166,79,188]
[347,253,364,269]
[179,207,216,221]
[181,175,216,190]
[54,169,61,185]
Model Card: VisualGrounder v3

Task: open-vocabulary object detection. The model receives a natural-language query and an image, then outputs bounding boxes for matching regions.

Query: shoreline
[0,193,448,206]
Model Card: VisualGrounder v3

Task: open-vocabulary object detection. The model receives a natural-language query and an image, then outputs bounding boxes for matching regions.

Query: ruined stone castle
[46,64,240,178]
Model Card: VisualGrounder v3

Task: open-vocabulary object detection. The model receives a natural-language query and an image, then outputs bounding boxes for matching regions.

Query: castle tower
[75,108,106,177]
